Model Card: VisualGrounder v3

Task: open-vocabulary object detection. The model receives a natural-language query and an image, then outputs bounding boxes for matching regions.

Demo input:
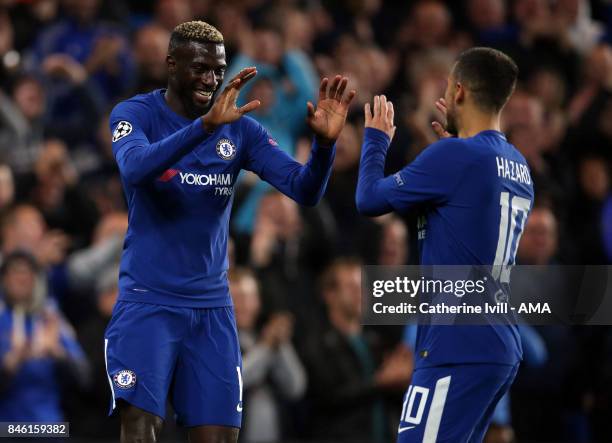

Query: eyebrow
[190,60,226,68]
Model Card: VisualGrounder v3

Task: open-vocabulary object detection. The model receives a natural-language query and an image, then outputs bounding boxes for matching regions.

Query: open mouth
[194,90,213,103]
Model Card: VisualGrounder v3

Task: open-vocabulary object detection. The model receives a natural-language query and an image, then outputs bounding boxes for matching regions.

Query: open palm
[202,67,261,132]
[307,75,356,145]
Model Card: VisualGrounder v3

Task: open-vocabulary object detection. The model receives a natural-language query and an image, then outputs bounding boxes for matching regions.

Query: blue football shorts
[104,301,243,428]
[396,363,519,443]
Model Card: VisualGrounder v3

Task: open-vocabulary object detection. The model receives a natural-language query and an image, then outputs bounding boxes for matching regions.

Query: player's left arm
[243,75,355,206]
[356,95,462,216]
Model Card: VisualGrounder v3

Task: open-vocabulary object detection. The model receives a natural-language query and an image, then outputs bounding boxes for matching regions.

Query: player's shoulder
[111,89,163,119]
[231,115,271,143]
[236,115,264,133]
[420,137,469,162]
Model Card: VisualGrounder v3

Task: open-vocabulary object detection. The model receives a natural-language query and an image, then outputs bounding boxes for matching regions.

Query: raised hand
[431,98,453,139]
[364,95,396,140]
[201,67,261,132]
[307,75,356,146]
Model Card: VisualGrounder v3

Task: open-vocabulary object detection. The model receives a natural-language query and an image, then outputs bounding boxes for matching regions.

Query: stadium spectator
[1,204,69,271]
[570,155,610,263]
[72,265,119,438]
[154,0,193,32]
[396,1,453,51]
[24,138,99,248]
[227,18,319,235]
[132,24,170,94]
[0,163,15,212]
[301,258,410,442]
[249,190,334,326]
[323,121,382,260]
[0,250,89,421]
[466,0,516,46]
[229,267,306,443]
[378,216,410,266]
[28,0,135,107]
[0,76,45,174]
[517,206,559,265]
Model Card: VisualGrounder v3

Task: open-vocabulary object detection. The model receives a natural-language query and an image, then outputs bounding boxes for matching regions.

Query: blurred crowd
[1,0,612,442]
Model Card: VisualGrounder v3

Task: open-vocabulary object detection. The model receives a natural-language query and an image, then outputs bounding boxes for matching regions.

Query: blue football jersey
[357,128,534,367]
[110,89,334,307]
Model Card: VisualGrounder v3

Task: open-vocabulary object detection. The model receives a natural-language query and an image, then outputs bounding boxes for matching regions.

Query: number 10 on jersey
[492,191,531,283]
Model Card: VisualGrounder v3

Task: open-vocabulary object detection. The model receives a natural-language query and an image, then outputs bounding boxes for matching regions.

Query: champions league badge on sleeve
[113,369,137,389]
[216,138,237,160]
[112,121,133,142]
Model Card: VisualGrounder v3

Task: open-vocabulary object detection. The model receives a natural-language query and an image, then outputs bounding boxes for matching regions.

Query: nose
[202,70,216,88]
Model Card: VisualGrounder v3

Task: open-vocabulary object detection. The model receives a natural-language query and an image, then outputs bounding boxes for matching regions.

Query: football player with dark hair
[357,47,533,442]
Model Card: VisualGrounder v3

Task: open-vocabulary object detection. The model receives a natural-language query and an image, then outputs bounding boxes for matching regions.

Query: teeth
[196,91,212,98]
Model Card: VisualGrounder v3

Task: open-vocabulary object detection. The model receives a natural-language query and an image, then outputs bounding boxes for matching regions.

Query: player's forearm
[267,138,335,206]
[296,139,335,205]
[356,128,394,216]
[115,118,208,185]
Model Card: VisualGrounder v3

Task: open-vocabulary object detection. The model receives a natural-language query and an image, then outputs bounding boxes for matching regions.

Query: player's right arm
[110,102,211,185]
[111,67,261,186]
[356,95,464,216]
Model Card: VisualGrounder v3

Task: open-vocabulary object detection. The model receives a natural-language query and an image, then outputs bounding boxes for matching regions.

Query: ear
[455,82,465,105]
[166,55,176,73]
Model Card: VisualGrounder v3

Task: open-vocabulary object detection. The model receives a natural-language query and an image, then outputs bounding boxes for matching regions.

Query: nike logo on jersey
[398,425,415,433]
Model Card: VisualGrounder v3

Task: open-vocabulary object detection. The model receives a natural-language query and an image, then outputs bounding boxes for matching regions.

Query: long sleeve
[242,116,334,206]
[356,128,394,216]
[270,343,307,400]
[67,235,123,290]
[110,101,210,185]
[357,128,465,216]
[241,343,275,388]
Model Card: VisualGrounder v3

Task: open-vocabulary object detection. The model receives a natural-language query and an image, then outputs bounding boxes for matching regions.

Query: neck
[457,108,502,138]
[164,87,192,119]
[328,309,361,336]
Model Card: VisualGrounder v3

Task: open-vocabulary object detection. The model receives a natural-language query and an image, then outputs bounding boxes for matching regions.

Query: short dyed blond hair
[170,21,223,50]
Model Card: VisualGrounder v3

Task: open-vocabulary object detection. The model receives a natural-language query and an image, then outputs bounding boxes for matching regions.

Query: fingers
[319,74,352,104]
[328,75,341,100]
[387,101,395,125]
[380,95,387,114]
[431,121,451,138]
[227,66,257,85]
[234,68,257,90]
[432,121,444,136]
[336,76,348,100]
[319,77,329,102]
[364,102,372,125]
[365,95,396,140]
[342,89,356,107]
[238,99,261,115]
[306,101,315,119]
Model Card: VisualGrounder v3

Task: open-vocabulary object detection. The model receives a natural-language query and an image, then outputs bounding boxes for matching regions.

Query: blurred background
[0,0,611,442]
